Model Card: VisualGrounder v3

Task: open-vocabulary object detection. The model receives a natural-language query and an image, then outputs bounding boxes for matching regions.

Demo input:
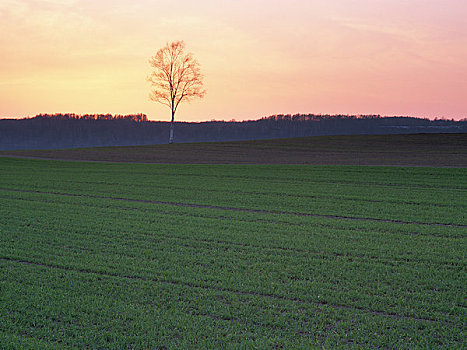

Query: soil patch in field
[1,133,466,167]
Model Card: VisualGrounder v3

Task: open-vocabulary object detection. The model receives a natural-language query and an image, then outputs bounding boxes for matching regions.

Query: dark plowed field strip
[1,157,465,348]
[2,133,467,167]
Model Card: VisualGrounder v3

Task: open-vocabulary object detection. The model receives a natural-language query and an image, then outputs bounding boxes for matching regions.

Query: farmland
[2,133,467,167]
[0,157,466,348]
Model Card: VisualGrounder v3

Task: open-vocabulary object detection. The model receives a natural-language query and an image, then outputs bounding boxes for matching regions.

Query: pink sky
[1,0,466,121]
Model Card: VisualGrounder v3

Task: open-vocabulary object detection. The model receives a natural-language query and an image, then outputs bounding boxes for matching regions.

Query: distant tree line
[34,113,148,122]
[0,113,465,150]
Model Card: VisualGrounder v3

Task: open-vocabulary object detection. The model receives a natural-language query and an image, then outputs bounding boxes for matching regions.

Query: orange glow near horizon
[1,0,466,121]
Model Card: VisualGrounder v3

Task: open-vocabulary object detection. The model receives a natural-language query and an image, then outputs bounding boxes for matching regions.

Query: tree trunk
[169,110,175,144]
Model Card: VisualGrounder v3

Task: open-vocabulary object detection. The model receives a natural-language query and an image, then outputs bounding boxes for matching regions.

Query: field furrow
[1,158,465,348]
[0,257,456,326]
[1,187,465,228]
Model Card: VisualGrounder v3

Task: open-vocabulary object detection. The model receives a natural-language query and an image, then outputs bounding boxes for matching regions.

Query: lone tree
[148,41,206,143]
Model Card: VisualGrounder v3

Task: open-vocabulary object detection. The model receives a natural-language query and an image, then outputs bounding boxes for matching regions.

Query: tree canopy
[148,41,205,143]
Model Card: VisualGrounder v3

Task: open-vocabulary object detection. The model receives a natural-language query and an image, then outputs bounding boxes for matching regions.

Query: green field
[1,157,466,348]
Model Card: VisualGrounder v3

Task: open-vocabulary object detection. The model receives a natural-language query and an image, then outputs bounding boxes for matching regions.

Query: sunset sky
[1,0,466,121]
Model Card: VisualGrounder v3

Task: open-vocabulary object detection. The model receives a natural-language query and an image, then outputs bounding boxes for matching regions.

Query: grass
[0,157,466,348]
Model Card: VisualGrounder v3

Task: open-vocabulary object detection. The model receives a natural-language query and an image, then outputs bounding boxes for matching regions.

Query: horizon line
[1,113,466,122]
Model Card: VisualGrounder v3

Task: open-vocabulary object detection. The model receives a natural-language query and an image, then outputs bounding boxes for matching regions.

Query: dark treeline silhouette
[1,113,465,150]
[34,113,148,122]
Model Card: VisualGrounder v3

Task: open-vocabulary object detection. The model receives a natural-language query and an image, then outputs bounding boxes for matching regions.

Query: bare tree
[148,41,206,143]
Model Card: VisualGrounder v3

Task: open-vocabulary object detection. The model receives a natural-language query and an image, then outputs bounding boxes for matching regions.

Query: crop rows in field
[1,160,466,224]
[0,158,466,348]
[2,187,465,230]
